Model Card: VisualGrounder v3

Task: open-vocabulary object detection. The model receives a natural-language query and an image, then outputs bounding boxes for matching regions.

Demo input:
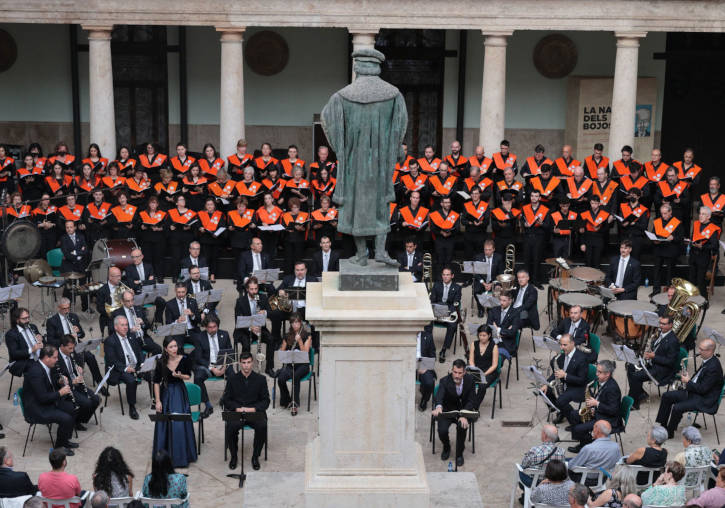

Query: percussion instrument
[39,276,57,284]
[547,277,587,320]
[545,257,573,279]
[607,300,656,344]
[2,220,41,263]
[90,238,138,283]
[61,272,85,281]
[650,292,669,306]
[558,293,604,327]
[19,258,53,283]
[571,266,605,286]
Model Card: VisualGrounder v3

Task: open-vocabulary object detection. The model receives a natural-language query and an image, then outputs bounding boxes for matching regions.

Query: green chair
[612,395,634,454]
[46,248,64,276]
[185,382,204,454]
[654,347,688,395]
[589,333,601,360]
[17,387,55,456]
[489,354,504,419]
[504,330,521,389]
[272,348,317,412]
[586,364,597,383]
[688,384,725,444]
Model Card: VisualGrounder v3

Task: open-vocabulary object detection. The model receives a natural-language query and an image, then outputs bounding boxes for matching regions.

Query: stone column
[607,32,647,156]
[217,28,246,159]
[349,29,378,81]
[84,26,116,160]
[479,30,513,156]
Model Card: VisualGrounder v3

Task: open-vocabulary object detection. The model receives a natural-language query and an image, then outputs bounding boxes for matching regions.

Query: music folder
[432,304,451,319]
[74,337,102,354]
[155,322,188,337]
[533,335,561,352]
[461,261,490,275]
[597,286,616,300]
[252,269,280,283]
[701,326,725,346]
[196,289,224,307]
[536,389,560,413]
[525,364,550,386]
[95,367,114,395]
[235,314,267,328]
[476,293,499,308]
[139,354,161,374]
[133,293,148,306]
[555,220,575,230]
[275,350,310,365]
[632,310,660,327]
[637,358,659,385]
[464,365,484,384]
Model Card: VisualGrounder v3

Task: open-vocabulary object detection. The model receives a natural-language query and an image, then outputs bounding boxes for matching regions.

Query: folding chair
[135,494,190,508]
[569,466,607,494]
[688,384,725,444]
[505,329,521,389]
[16,387,55,457]
[185,382,205,455]
[509,463,544,508]
[611,396,634,454]
[678,464,710,498]
[36,493,88,508]
[589,333,601,361]
[622,464,663,493]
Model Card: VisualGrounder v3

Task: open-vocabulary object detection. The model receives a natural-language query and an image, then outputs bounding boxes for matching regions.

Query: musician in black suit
[103,315,144,420]
[310,236,341,278]
[192,316,231,418]
[486,290,521,360]
[565,360,622,453]
[122,248,157,292]
[111,290,162,355]
[5,307,42,377]
[221,352,270,471]
[178,241,208,281]
[57,335,100,429]
[627,315,680,409]
[552,304,595,363]
[417,324,437,411]
[540,334,589,424]
[472,239,505,317]
[185,266,216,319]
[397,237,424,282]
[430,266,462,363]
[234,276,277,375]
[0,447,37,497]
[603,240,641,300]
[22,346,77,454]
[95,266,123,336]
[432,359,476,467]
[512,269,540,331]
[59,220,89,311]
[45,298,104,386]
[237,237,274,293]
[656,338,724,438]
[164,283,200,346]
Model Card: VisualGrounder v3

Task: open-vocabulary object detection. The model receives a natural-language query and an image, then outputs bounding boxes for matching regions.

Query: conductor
[432,358,476,467]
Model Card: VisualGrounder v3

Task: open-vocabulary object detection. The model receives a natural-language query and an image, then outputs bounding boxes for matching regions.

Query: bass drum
[90,238,138,283]
[2,220,41,264]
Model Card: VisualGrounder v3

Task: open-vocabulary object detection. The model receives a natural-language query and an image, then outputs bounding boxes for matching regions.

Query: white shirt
[248,296,257,315]
[208,333,219,364]
[513,285,527,308]
[500,306,509,323]
[192,280,201,294]
[485,256,493,282]
[60,351,74,379]
[455,381,463,396]
[615,256,629,288]
[563,349,575,371]
[19,325,37,359]
[190,256,199,267]
[136,263,145,281]
[407,252,415,269]
[124,306,139,336]
[118,334,137,366]
[322,250,330,272]
[178,299,192,330]
[252,252,262,272]
[293,277,306,309]
[692,358,711,383]
[59,313,72,334]
[569,319,582,336]
[40,361,53,385]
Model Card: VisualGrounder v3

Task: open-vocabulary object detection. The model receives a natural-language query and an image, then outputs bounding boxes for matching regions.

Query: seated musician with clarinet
[563,359,622,454]
[57,334,100,431]
[432,358,476,467]
[472,239,504,318]
[626,314,680,410]
[164,282,200,347]
[233,276,276,376]
[104,315,145,420]
[6,307,43,378]
[552,304,595,364]
[192,315,231,418]
[431,266,462,364]
[540,334,588,425]
[656,338,724,439]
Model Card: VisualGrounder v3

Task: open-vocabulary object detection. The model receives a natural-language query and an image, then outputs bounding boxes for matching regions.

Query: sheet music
[701,326,725,346]
[476,293,499,308]
[598,286,616,300]
[259,224,285,231]
[632,310,660,327]
[432,304,451,319]
[613,214,624,222]
[524,365,550,386]
[133,293,147,306]
[74,338,102,354]
[252,269,281,283]
[533,335,561,352]
[9,284,24,299]
[139,354,160,374]
[465,365,484,383]
[645,230,671,242]
[155,322,188,336]
[95,367,114,395]
[213,227,227,237]
[0,287,11,302]
[462,261,489,275]
[235,314,267,328]
[638,358,659,385]
[418,356,436,371]
[456,190,471,200]
[536,389,560,413]
[611,344,638,364]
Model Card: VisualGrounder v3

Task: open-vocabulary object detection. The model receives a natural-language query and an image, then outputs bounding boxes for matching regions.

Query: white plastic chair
[509,463,544,508]
[107,495,137,508]
[36,495,87,508]
[569,466,607,493]
[0,496,33,508]
[621,464,663,493]
[135,494,189,508]
[678,464,710,497]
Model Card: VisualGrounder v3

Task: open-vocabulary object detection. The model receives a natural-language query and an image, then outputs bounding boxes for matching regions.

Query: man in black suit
[192,315,231,418]
[540,334,588,424]
[565,359,622,453]
[59,220,89,311]
[430,266,462,363]
[5,306,43,377]
[432,359,476,467]
[473,239,505,318]
[122,247,156,292]
[45,298,104,386]
[221,352,270,471]
[111,290,162,355]
[237,237,273,293]
[486,290,521,360]
[178,241,208,281]
[310,235,341,278]
[164,283,200,346]
[627,315,680,410]
[233,276,277,374]
[0,447,37,497]
[603,239,641,300]
[512,269,540,331]
[552,304,594,363]
[417,324,437,411]
[103,315,144,420]
[96,266,123,336]
[656,338,724,438]
[277,261,319,321]
[57,335,100,430]
[22,345,77,454]
[185,266,216,318]
[397,237,424,282]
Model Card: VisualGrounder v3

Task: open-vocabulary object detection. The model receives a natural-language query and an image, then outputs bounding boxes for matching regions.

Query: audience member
[568,420,621,483]
[519,424,566,487]
[142,450,188,508]
[588,464,637,507]
[89,490,109,508]
[530,460,574,506]
[640,461,686,507]
[569,483,589,508]
[92,447,134,499]
[621,493,642,508]
[674,426,711,487]
[625,425,668,483]
[0,447,36,497]
[37,449,82,508]
[686,467,725,508]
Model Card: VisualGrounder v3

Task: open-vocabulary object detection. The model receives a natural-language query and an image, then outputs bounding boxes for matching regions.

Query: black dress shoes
[265,368,277,378]
[229,455,238,470]
[129,405,139,420]
[65,441,79,448]
[75,423,88,431]
[568,444,583,454]
[202,406,213,419]
[440,445,451,461]
[456,456,464,467]
[438,351,446,363]
[252,455,261,470]
[100,387,109,397]
[552,414,566,425]
[477,308,484,318]
[418,400,427,412]
[63,448,75,456]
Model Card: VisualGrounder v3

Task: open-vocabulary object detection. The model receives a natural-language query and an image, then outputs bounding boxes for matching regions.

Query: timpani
[607,300,656,346]
[547,277,587,321]
[558,293,604,328]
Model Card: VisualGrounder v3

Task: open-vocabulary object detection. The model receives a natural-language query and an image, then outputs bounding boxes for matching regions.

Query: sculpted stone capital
[614,31,648,47]
[481,30,514,47]
[82,25,113,40]
[216,27,246,42]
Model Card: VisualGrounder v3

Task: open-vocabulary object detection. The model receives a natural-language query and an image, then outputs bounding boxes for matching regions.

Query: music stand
[252,269,280,284]
[148,412,193,467]
[222,410,267,487]
[275,350,310,413]
[436,409,480,471]
[154,322,188,338]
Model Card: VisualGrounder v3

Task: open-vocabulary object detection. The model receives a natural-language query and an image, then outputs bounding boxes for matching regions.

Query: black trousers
[109,370,138,406]
[551,237,571,259]
[434,236,455,269]
[235,328,277,370]
[227,418,267,458]
[656,389,700,435]
[548,387,584,414]
[193,366,214,404]
[565,410,596,445]
[138,333,162,356]
[653,255,677,290]
[77,351,103,384]
[200,241,221,279]
[284,239,306,276]
[463,232,486,261]
[277,363,310,406]
[32,399,76,447]
[584,237,604,270]
[73,387,100,424]
[141,241,166,279]
[418,370,436,406]
[626,363,658,402]
[437,416,467,458]
[440,321,456,351]
[472,374,498,409]
[62,278,89,311]
[689,256,711,297]
[522,233,545,283]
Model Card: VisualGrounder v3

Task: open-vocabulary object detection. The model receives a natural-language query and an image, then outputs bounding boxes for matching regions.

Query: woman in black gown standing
[468,324,499,409]
[152,336,198,468]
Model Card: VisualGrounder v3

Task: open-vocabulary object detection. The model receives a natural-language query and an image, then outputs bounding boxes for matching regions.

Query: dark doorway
[659,33,725,194]
[376,29,446,158]
[111,26,169,154]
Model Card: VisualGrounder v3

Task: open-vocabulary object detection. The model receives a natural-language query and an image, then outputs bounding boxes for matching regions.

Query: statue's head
[352,47,385,77]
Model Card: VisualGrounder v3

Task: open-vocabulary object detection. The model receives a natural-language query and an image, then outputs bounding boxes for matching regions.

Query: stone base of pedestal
[241,471,483,508]
[303,437,430,508]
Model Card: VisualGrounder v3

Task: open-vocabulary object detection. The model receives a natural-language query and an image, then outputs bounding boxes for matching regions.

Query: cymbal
[61,272,85,280]
[39,276,57,284]
[545,257,572,266]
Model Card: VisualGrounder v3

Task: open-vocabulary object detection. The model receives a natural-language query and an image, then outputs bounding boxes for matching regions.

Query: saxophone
[422,252,433,295]
[578,380,596,422]
[548,352,565,398]
[253,294,265,363]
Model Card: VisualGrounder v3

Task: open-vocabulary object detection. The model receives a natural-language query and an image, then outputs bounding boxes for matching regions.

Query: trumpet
[578,380,596,422]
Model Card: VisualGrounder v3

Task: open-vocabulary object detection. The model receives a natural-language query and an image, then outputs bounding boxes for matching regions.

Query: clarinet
[70,353,90,397]
[54,364,80,411]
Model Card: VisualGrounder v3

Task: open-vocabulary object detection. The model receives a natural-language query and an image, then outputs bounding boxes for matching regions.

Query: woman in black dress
[152,336,198,468]
[277,313,311,417]
[468,324,499,409]
[626,425,668,484]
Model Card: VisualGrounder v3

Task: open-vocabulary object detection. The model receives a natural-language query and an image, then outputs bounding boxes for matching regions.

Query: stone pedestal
[304,270,433,508]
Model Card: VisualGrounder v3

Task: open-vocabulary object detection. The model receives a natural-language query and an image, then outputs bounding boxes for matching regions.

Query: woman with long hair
[142,450,188,508]
[115,145,137,177]
[109,190,138,239]
[167,195,197,279]
[83,143,108,175]
[138,196,168,278]
[588,464,638,507]
[92,446,134,498]
[198,143,224,181]
[138,142,168,181]
[277,313,311,416]
[181,163,207,211]
[44,160,73,204]
[468,324,499,409]
[152,337,197,468]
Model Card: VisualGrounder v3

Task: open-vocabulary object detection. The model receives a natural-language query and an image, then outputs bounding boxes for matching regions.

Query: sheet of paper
[259,224,285,231]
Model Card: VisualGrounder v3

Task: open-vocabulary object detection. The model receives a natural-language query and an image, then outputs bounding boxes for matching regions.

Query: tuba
[578,380,597,422]
[495,244,516,291]
[105,281,133,316]
[667,278,701,343]
[422,252,433,295]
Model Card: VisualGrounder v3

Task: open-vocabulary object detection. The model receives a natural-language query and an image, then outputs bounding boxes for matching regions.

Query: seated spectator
[530,460,574,506]
[674,426,711,487]
[90,490,109,508]
[686,467,725,508]
[625,425,668,483]
[621,494,642,508]
[23,498,43,508]
[588,464,637,507]
[37,449,82,508]
[0,446,37,498]
[519,424,566,488]
[640,461,686,507]
[568,420,621,484]
[92,447,134,499]
[569,484,590,508]
[142,450,188,508]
